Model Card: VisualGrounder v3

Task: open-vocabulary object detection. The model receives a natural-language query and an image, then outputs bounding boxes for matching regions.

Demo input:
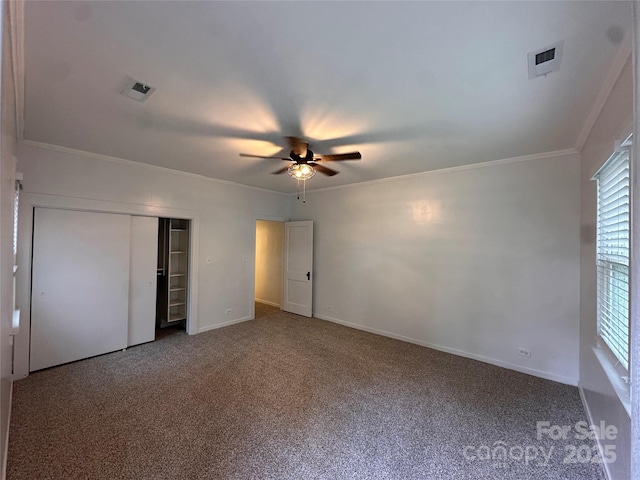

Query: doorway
[156,218,191,336]
[254,220,314,319]
[254,220,285,318]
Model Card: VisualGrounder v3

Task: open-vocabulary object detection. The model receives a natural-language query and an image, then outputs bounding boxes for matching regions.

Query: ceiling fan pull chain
[297,178,300,200]
[303,178,306,203]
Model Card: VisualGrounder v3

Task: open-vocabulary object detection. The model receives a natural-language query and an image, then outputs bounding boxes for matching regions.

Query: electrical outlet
[225,308,233,315]
[518,347,531,358]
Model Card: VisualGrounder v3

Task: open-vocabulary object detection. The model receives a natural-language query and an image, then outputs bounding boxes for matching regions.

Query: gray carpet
[8,304,605,479]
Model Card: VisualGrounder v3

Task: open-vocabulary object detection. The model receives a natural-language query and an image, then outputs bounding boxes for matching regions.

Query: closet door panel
[30,208,130,371]
[128,216,158,347]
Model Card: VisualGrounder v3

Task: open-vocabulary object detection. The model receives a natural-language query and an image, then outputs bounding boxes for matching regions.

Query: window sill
[592,346,631,417]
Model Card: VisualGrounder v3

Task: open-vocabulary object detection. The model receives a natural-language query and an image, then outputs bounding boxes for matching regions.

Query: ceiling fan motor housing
[239,136,360,176]
[291,149,314,164]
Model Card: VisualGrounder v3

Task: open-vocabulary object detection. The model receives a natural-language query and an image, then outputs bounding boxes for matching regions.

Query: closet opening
[156,218,190,335]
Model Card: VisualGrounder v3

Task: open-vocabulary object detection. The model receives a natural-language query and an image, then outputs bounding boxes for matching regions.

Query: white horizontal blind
[595,149,630,371]
[13,181,19,262]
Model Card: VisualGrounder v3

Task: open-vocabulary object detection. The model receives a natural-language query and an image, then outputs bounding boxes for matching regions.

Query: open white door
[30,208,131,371]
[283,221,313,317]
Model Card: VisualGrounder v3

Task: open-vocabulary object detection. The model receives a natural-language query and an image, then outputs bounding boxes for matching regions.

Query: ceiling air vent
[119,76,156,102]
[528,40,564,79]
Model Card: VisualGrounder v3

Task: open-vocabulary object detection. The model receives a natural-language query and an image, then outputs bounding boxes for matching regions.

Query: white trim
[21,141,579,199]
[252,214,290,223]
[578,386,612,480]
[575,32,633,152]
[592,346,632,417]
[197,316,252,334]
[313,312,578,386]
[7,0,24,142]
[20,192,199,219]
[300,148,579,196]
[13,192,200,379]
[255,299,280,308]
[20,140,290,197]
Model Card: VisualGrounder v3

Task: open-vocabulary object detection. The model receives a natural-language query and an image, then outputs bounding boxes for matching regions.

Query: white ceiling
[23,1,631,193]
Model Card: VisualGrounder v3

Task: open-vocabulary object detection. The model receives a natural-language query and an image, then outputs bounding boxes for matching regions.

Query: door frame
[14,193,200,379]
[250,214,288,320]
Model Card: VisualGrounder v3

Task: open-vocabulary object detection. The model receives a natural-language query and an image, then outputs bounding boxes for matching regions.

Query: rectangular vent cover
[119,76,156,102]
[528,41,564,79]
[535,48,555,65]
[132,82,152,95]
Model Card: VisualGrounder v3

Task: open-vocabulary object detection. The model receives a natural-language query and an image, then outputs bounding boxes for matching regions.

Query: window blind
[13,180,19,261]
[595,149,630,371]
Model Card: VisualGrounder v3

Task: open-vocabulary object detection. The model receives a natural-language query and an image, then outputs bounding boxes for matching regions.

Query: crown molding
[22,140,578,200]
[298,147,579,196]
[7,0,25,142]
[574,30,632,152]
[20,139,290,197]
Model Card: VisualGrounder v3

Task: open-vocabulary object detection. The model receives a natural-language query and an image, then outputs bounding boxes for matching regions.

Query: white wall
[13,142,290,379]
[292,153,582,385]
[0,0,17,476]
[255,220,284,307]
[579,58,633,480]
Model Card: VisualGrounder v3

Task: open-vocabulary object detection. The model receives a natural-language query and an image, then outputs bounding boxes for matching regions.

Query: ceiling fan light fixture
[287,163,315,180]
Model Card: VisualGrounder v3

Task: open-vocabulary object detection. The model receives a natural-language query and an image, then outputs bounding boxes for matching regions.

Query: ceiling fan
[239,136,361,178]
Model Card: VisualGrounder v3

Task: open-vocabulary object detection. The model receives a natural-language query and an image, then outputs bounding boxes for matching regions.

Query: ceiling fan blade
[311,163,339,176]
[240,153,291,160]
[286,136,308,156]
[314,152,362,162]
[271,165,291,175]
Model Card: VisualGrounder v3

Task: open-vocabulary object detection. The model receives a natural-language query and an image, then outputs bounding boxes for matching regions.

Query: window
[13,177,21,307]
[13,178,20,263]
[10,173,22,368]
[594,138,631,371]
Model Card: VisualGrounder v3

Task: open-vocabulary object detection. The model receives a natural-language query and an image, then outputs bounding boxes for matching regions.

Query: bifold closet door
[30,208,131,371]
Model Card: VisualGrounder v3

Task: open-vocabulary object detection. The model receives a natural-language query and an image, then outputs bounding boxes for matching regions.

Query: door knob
[306,272,311,280]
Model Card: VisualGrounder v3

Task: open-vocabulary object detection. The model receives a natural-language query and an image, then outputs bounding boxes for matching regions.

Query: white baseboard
[579,385,611,480]
[197,316,252,334]
[313,313,577,386]
[255,299,281,308]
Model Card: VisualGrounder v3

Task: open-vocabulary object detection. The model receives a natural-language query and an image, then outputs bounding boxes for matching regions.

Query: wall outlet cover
[518,347,531,358]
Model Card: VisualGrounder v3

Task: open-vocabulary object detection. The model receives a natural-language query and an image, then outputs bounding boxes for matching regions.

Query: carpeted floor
[8,304,605,480]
